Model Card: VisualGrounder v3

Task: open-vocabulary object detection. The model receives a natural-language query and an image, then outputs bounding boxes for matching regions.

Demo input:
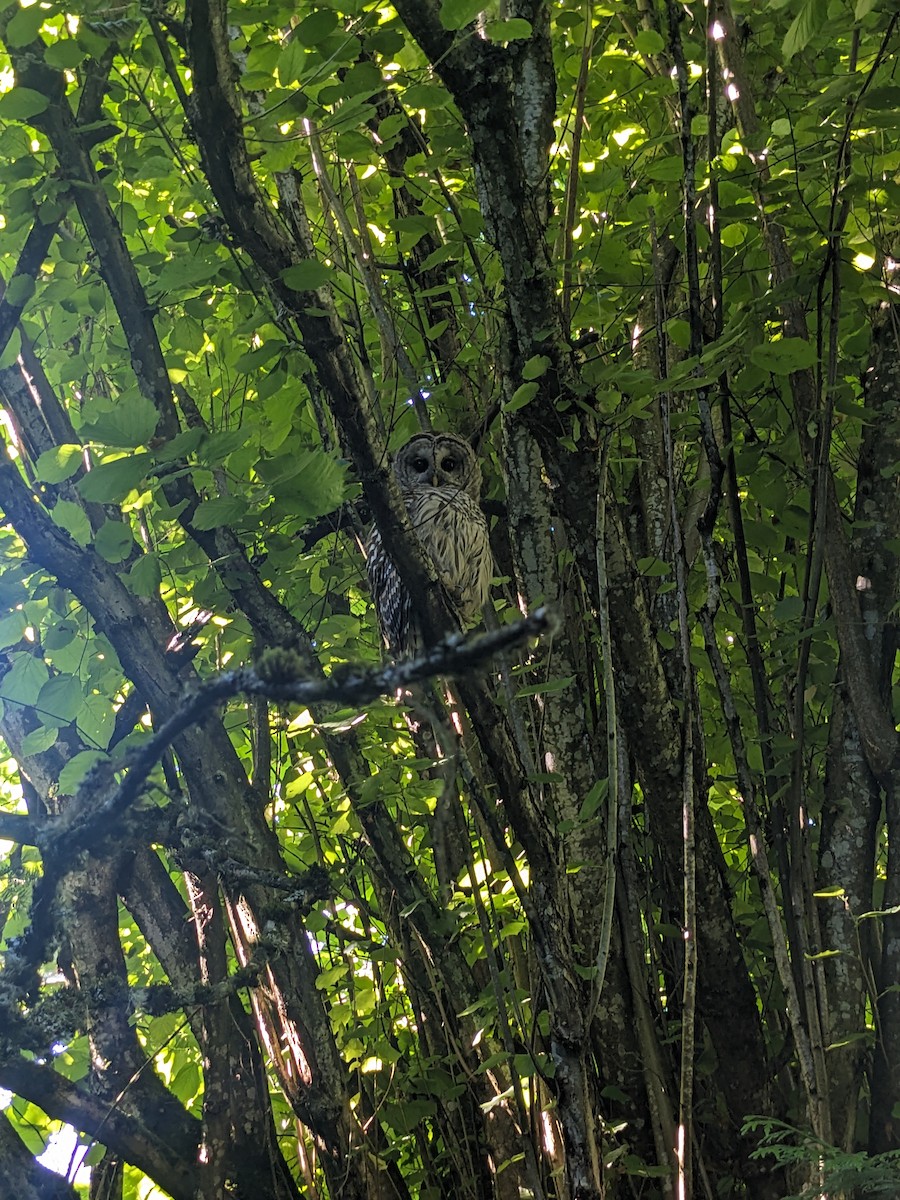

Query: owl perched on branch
[366,432,493,656]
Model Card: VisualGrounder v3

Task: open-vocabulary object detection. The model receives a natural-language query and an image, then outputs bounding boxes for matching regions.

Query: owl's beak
[430,473,439,487]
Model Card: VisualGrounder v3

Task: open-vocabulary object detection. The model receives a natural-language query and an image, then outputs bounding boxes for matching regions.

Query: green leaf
[783,0,826,60]
[276,38,307,87]
[94,520,135,564]
[77,454,152,503]
[4,5,46,47]
[190,496,250,531]
[19,725,59,756]
[485,18,532,40]
[168,225,202,243]
[35,444,83,484]
[126,553,162,597]
[0,611,27,650]
[36,675,83,726]
[76,694,115,750]
[749,338,817,375]
[58,750,108,795]
[0,87,50,120]
[233,341,287,372]
[645,155,684,181]
[855,0,877,16]
[522,355,551,380]
[1,652,50,707]
[634,29,664,55]
[83,396,160,447]
[4,274,36,307]
[171,1062,202,1105]
[44,39,87,69]
[403,83,447,109]
[51,500,92,546]
[440,0,483,30]
[636,557,672,577]
[504,382,539,412]
[294,9,339,44]
[665,319,691,350]
[774,595,804,621]
[259,449,348,519]
[0,328,20,369]
[282,260,333,291]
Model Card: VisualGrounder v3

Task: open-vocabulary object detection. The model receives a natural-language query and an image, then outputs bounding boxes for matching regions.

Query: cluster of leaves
[0,0,896,1197]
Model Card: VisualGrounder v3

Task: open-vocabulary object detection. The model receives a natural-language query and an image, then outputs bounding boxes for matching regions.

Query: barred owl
[366,432,493,656]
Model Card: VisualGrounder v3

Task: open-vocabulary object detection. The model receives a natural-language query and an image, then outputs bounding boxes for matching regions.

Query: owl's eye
[440,457,456,472]
[412,457,429,472]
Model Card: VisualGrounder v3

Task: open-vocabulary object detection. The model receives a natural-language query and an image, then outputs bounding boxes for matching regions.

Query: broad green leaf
[342,62,382,98]
[0,87,50,120]
[151,428,205,462]
[19,725,59,756]
[522,355,551,380]
[485,18,532,39]
[83,396,160,448]
[749,338,817,375]
[233,341,287,372]
[504,382,539,412]
[403,84,447,109]
[666,319,691,349]
[197,430,249,465]
[645,155,684,182]
[440,0,483,30]
[126,553,162,597]
[44,39,87,68]
[282,260,333,291]
[276,38,307,86]
[4,274,36,307]
[51,500,92,546]
[783,0,826,60]
[4,6,46,47]
[0,328,20,368]
[190,496,250,530]
[636,557,672,577]
[94,520,135,564]
[77,694,115,750]
[634,29,664,55]
[168,225,202,243]
[0,610,27,649]
[294,9,339,44]
[259,449,348,519]
[43,622,77,652]
[35,444,83,484]
[36,675,83,726]
[171,1062,202,1105]
[425,319,449,340]
[58,750,108,795]
[1,652,50,707]
[77,453,152,503]
[774,596,804,621]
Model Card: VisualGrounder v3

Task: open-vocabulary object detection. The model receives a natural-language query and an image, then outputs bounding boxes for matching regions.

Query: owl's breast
[404,486,493,623]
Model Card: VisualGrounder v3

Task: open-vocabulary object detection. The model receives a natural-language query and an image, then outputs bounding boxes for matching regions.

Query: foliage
[746,1118,900,1198]
[0,0,896,1197]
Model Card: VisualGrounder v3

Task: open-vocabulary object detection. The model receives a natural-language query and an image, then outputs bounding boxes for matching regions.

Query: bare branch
[0,812,37,845]
[0,1058,200,1200]
[50,609,557,860]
